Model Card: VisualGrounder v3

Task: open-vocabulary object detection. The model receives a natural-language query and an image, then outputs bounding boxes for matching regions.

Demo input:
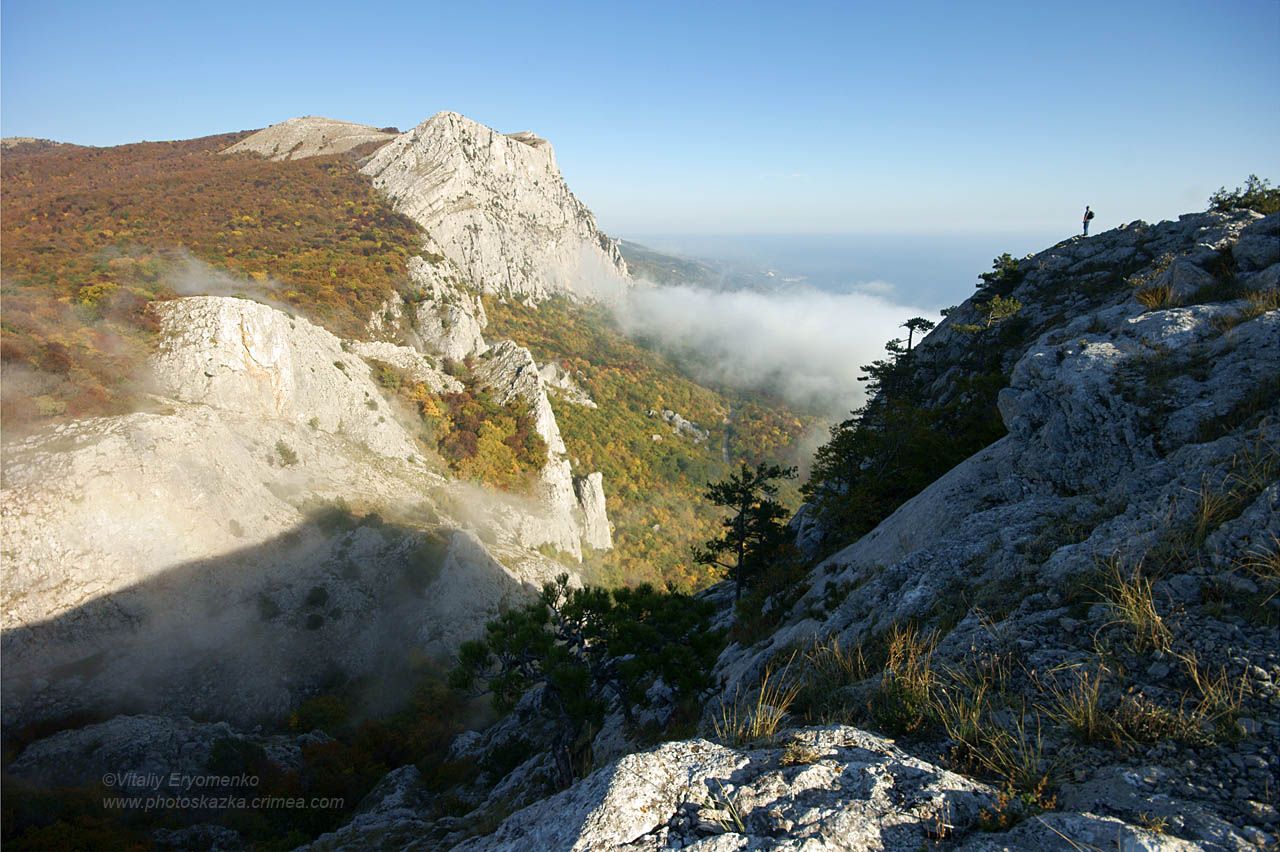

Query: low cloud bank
[616,283,935,416]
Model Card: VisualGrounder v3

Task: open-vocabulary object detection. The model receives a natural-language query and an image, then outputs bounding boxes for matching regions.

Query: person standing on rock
[1082,205,1095,236]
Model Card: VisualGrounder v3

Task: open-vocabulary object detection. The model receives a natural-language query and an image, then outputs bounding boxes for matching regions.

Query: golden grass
[866,624,938,735]
[1239,534,1280,602]
[714,656,802,747]
[1097,562,1172,654]
[1136,283,1179,310]
[1041,666,1119,745]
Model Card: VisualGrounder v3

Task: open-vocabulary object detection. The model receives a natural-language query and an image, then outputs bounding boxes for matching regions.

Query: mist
[616,283,935,417]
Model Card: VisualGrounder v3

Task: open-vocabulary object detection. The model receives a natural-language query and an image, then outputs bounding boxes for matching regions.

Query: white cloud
[616,283,934,416]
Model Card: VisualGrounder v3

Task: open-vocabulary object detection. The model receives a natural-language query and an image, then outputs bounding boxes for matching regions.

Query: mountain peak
[362,111,627,299]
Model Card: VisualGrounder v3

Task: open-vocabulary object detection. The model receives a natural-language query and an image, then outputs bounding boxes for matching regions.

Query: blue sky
[3,0,1278,235]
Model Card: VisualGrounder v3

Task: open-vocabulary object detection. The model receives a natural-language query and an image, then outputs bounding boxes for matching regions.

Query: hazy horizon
[4,0,1276,235]
[624,228,1067,309]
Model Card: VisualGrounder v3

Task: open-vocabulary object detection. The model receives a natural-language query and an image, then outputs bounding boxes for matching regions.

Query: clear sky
[3,0,1278,235]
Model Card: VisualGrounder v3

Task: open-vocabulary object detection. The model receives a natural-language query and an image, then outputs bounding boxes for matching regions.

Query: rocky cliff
[3,110,626,732]
[0,296,589,725]
[361,112,629,301]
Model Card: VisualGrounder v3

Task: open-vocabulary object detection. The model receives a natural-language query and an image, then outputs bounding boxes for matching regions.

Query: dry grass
[714,657,802,747]
[1245,287,1280,315]
[1212,288,1280,334]
[1176,650,1248,740]
[867,624,938,735]
[804,634,868,686]
[1137,812,1171,834]
[1108,653,1246,747]
[1136,283,1179,310]
[1097,562,1172,654]
[1240,534,1280,602]
[934,667,999,763]
[1189,441,1280,547]
[792,634,870,724]
[1041,666,1119,745]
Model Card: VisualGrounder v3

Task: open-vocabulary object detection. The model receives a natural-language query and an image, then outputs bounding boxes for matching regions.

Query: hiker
[1082,205,1095,236]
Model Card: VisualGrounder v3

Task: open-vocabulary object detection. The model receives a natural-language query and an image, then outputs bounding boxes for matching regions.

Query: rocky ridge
[296,210,1278,850]
[222,116,397,161]
[3,111,629,731]
[0,294,602,725]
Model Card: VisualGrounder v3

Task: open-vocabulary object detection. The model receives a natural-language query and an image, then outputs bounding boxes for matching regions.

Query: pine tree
[694,462,797,601]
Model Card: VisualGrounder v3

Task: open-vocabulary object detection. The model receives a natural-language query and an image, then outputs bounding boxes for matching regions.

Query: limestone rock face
[1,295,580,726]
[704,210,1279,848]
[403,254,489,361]
[575,472,613,550]
[1233,211,1280,272]
[539,361,597,408]
[474,341,585,558]
[347,339,464,395]
[151,296,416,459]
[222,116,396,161]
[361,111,629,300]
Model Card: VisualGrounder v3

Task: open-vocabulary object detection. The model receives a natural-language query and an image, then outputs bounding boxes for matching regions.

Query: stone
[403,253,490,362]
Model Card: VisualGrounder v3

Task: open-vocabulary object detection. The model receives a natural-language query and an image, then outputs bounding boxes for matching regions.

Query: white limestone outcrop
[361,111,629,300]
[575,472,613,550]
[221,116,396,161]
[472,341,611,559]
[403,253,489,361]
[0,295,581,726]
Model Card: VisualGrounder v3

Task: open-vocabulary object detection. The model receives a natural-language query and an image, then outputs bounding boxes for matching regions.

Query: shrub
[276,439,299,466]
[452,575,724,780]
[1208,175,1280,215]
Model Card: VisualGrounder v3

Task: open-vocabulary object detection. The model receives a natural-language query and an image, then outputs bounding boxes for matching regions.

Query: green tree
[694,463,798,601]
[1208,175,1280,215]
[901,317,936,352]
[449,575,722,785]
[981,294,1023,328]
[977,253,1025,294]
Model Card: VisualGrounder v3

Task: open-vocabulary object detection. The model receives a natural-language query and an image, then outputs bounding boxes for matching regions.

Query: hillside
[0,113,814,848]
[286,206,1278,850]
[0,131,421,425]
[4,110,1275,850]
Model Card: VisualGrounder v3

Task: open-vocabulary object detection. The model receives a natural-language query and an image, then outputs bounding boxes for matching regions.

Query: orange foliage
[1,132,422,425]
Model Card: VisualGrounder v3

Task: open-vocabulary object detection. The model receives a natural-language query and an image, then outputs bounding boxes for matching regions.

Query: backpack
[1086,210,1095,220]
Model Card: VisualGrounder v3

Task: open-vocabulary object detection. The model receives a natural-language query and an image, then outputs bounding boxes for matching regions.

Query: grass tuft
[714,657,802,747]
[866,624,937,735]
[1042,666,1119,745]
[1097,562,1172,654]
[1135,283,1178,310]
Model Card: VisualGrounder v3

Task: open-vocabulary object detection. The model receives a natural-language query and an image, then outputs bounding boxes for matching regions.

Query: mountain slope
[308,209,1279,851]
